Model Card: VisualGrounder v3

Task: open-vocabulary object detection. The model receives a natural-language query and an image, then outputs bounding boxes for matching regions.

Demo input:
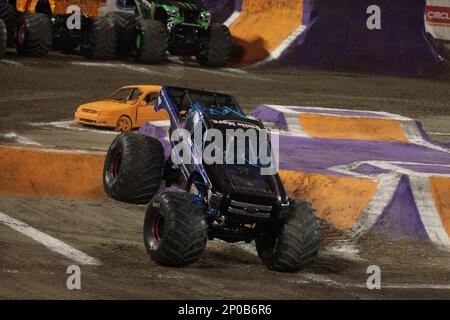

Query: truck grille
[182,11,199,24]
[228,200,272,218]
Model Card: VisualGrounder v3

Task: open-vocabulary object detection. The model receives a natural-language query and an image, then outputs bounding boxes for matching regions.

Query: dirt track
[1,196,450,299]
[1,51,450,299]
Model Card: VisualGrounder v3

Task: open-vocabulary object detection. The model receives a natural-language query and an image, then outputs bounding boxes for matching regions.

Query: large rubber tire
[135,19,167,63]
[144,192,208,267]
[82,16,116,60]
[0,18,6,59]
[16,13,52,57]
[103,132,165,204]
[256,201,320,272]
[0,4,18,47]
[197,23,231,68]
[107,11,136,54]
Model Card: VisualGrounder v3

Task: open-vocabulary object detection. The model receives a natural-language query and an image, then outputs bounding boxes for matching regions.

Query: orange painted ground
[0,147,105,199]
[300,114,409,142]
[229,0,303,65]
[279,170,378,232]
[430,177,450,237]
[1,146,378,233]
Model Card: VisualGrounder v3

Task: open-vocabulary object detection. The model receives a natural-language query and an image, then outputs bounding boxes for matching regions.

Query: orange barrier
[299,114,409,143]
[0,146,105,199]
[430,177,450,237]
[229,0,303,65]
[279,170,378,232]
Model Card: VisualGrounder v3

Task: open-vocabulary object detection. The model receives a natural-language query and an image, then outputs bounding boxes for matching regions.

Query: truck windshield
[167,87,242,116]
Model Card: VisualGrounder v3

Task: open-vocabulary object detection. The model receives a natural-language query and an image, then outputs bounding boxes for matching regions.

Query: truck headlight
[167,8,179,17]
[200,11,211,23]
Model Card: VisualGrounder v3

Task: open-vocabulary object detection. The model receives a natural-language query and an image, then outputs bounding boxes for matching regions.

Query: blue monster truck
[103,86,320,272]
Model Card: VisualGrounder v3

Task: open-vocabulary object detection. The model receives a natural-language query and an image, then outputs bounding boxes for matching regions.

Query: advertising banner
[426,0,450,41]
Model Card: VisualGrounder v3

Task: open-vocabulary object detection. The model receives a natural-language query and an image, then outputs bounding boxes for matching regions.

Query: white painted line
[400,121,450,154]
[329,160,450,179]
[29,120,120,135]
[0,211,100,265]
[0,59,24,67]
[226,241,450,290]
[0,144,106,155]
[1,132,41,146]
[348,174,401,238]
[265,104,414,121]
[71,61,178,78]
[262,105,310,137]
[428,132,450,136]
[252,24,307,67]
[224,10,241,27]
[302,273,450,290]
[409,176,450,246]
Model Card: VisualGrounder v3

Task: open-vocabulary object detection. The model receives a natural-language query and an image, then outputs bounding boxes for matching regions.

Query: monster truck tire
[82,16,116,60]
[0,18,6,59]
[16,13,52,57]
[107,11,136,54]
[135,20,167,63]
[256,201,320,272]
[103,132,165,204]
[0,4,18,47]
[144,192,208,267]
[197,23,231,68]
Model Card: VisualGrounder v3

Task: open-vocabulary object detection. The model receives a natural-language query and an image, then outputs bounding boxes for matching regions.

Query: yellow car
[75,85,169,131]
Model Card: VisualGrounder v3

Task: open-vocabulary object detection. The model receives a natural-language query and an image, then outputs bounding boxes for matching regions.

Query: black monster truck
[0,18,6,58]
[103,86,320,272]
[108,0,232,66]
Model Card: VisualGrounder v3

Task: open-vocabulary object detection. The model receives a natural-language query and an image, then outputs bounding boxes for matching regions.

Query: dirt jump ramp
[252,105,450,246]
[1,109,449,246]
[213,0,440,74]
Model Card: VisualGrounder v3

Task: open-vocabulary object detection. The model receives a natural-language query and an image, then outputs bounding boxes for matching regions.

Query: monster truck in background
[103,86,321,272]
[0,17,6,58]
[0,0,17,47]
[2,0,116,58]
[109,0,232,67]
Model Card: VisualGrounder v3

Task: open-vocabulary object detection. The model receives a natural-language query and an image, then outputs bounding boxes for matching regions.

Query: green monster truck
[109,0,232,67]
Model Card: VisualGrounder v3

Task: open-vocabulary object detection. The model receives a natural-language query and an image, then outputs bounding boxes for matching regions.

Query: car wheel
[115,116,132,132]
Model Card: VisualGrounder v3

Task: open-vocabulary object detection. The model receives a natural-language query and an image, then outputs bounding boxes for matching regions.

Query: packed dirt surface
[1,196,450,299]
[1,51,450,142]
[1,51,450,299]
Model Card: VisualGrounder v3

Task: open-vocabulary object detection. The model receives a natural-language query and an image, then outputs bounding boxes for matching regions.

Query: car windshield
[110,88,142,102]
[167,87,242,116]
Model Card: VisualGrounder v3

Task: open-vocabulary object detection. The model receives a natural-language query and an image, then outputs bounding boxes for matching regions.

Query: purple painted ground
[372,175,430,240]
[290,107,389,118]
[278,135,450,175]
[353,163,389,175]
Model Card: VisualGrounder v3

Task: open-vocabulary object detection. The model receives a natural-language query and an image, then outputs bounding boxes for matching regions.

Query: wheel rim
[18,24,25,45]
[151,213,164,245]
[116,117,132,132]
[109,152,122,181]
